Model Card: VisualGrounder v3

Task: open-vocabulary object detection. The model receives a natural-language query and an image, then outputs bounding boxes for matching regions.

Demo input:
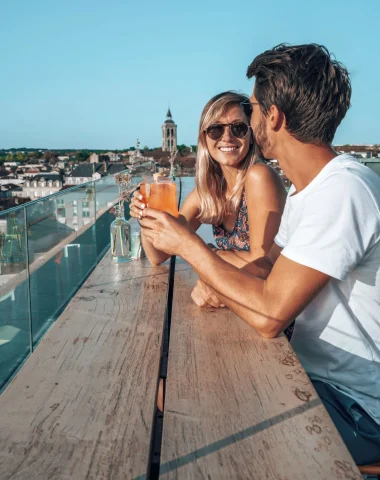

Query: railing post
[93,180,98,265]
[23,206,33,353]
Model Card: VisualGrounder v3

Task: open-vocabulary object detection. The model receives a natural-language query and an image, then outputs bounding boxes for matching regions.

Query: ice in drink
[139,175,153,205]
[140,183,149,204]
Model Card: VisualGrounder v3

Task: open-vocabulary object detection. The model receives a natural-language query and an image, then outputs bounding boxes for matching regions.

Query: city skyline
[1,0,379,149]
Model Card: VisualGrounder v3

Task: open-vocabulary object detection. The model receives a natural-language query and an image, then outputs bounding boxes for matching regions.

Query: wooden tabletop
[0,252,169,480]
[160,264,361,479]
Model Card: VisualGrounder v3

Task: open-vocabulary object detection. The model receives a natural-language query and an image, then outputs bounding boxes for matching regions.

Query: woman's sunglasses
[204,122,251,141]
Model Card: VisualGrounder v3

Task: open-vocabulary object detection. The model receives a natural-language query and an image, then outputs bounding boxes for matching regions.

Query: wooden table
[160,262,361,480]
[0,218,362,478]
[0,253,170,480]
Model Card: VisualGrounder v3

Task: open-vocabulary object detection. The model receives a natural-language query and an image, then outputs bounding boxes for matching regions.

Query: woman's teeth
[219,147,238,152]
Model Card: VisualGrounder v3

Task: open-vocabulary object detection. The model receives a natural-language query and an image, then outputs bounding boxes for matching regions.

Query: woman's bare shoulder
[184,187,201,204]
[245,162,284,190]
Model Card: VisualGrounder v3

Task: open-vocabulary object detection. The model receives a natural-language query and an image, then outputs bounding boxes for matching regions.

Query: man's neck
[277,142,337,193]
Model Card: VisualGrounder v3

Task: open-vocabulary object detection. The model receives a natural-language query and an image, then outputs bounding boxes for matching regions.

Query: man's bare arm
[191,242,282,308]
[140,209,330,338]
[182,237,330,338]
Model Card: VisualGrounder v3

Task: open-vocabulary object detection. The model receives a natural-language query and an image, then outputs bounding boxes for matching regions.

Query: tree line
[0,145,198,165]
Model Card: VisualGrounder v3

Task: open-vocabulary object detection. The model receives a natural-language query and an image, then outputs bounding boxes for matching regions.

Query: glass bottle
[129,217,145,259]
[110,204,131,262]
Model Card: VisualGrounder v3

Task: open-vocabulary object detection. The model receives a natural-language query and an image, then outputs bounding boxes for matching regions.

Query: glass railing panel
[0,206,31,390]
[0,173,124,391]
[94,174,120,260]
[25,183,98,346]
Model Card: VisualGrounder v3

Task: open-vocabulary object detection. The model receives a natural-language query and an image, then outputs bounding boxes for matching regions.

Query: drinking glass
[140,175,153,205]
[148,177,179,217]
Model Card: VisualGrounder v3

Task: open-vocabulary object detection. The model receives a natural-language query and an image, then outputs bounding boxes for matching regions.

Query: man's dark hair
[247,44,351,145]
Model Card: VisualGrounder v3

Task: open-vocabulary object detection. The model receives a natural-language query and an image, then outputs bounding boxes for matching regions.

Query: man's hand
[191,279,225,309]
[140,208,199,256]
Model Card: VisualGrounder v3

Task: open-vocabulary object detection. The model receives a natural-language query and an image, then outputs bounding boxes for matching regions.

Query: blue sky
[0,0,379,149]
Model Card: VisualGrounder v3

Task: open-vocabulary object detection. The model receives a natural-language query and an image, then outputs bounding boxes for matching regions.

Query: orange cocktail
[148,179,179,217]
[139,175,153,205]
[140,183,149,204]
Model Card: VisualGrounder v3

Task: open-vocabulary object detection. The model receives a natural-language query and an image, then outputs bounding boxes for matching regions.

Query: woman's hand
[140,208,198,257]
[191,279,225,308]
[129,190,146,219]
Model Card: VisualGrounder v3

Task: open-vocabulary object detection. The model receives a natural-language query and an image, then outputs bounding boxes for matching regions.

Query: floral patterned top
[212,189,250,251]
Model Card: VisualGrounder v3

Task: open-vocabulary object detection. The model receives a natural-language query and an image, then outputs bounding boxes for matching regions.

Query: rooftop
[0,175,363,479]
[69,162,126,178]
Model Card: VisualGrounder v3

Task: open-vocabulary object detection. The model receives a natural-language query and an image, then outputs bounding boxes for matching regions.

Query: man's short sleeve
[282,174,380,280]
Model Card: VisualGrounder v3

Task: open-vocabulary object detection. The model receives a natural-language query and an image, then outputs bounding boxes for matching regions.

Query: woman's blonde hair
[196,91,256,224]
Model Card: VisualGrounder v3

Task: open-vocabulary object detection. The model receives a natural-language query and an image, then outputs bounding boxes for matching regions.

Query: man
[140,44,380,465]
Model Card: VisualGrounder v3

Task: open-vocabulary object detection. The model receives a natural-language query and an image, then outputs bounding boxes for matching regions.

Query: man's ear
[268,105,285,132]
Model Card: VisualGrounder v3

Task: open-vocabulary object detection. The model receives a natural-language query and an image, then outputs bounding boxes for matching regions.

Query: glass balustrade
[0,171,131,391]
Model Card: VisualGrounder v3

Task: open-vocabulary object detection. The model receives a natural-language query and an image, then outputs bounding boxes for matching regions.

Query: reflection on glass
[0,207,30,390]
[26,184,98,345]
[94,175,121,260]
[0,171,129,391]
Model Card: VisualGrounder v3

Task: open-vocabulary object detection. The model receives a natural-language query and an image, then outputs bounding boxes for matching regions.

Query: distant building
[105,152,120,162]
[57,161,68,169]
[89,153,111,164]
[0,178,25,186]
[162,108,177,152]
[23,168,42,178]
[22,164,45,169]
[0,184,23,198]
[89,153,100,164]
[21,175,63,199]
[65,162,126,186]
[65,163,104,185]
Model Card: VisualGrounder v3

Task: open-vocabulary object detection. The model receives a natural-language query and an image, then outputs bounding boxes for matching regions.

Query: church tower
[162,108,177,152]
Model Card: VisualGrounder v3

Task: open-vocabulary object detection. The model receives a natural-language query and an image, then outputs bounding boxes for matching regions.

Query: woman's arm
[140,188,202,265]
[216,163,287,268]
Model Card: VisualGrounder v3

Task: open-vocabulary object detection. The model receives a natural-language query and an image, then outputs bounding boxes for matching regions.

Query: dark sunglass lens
[231,122,248,138]
[206,125,224,140]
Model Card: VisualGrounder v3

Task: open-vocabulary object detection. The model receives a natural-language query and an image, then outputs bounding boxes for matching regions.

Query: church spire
[162,106,177,152]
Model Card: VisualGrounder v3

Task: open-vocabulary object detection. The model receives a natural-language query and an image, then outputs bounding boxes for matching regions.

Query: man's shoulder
[325,154,380,187]
[311,158,380,208]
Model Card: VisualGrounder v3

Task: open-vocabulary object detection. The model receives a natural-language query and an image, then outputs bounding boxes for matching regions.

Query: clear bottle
[129,217,145,259]
[110,204,131,262]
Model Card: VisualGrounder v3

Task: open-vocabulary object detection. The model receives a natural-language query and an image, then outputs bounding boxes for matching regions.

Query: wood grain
[0,252,169,480]
[160,266,361,480]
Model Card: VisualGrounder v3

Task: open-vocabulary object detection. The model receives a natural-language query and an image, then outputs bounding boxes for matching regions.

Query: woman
[132,91,287,412]
[130,91,286,269]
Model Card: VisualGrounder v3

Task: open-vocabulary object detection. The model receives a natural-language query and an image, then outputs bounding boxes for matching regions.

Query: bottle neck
[115,204,124,218]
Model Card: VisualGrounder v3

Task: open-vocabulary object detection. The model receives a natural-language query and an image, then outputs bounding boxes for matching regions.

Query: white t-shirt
[275,154,380,424]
